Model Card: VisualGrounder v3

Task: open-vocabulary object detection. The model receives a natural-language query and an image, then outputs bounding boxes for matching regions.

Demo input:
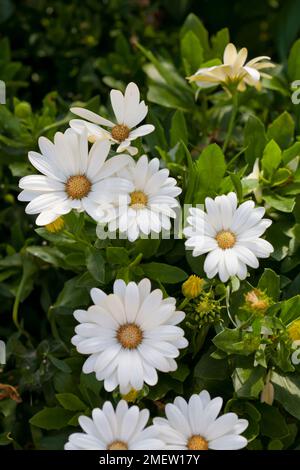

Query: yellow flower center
[65,175,91,200]
[216,230,236,249]
[107,440,128,450]
[45,216,65,233]
[288,320,300,342]
[182,275,204,299]
[130,191,148,209]
[187,435,209,450]
[111,124,130,142]
[117,323,143,349]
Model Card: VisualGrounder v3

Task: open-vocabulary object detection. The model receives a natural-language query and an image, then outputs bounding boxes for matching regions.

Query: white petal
[70,107,115,127]
[129,124,155,139]
[110,89,125,124]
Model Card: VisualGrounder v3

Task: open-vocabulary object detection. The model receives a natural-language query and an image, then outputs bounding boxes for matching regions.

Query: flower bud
[122,388,138,403]
[260,381,274,406]
[45,216,65,233]
[244,289,271,315]
[182,275,204,299]
[288,319,300,342]
[15,102,32,118]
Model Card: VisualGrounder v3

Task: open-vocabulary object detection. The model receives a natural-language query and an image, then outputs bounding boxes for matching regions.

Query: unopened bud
[182,275,204,299]
[260,381,274,406]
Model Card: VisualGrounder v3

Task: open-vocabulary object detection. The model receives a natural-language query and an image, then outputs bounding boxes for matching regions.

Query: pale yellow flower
[188,43,274,92]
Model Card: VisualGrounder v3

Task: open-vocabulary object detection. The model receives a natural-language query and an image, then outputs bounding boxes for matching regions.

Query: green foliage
[1,0,300,452]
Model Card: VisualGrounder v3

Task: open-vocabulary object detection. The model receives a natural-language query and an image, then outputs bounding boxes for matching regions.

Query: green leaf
[213,328,260,356]
[256,403,289,439]
[263,192,295,212]
[106,247,129,266]
[185,250,205,277]
[48,355,72,373]
[147,82,193,112]
[195,144,226,200]
[268,439,284,450]
[194,349,229,380]
[170,364,190,382]
[280,295,300,325]
[225,399,261,442]
[244,115,267,166]
[180,13,209,57]
[86,248,105,283]
[53,274,91,309]
[0,432,13,446]
[267,112,294,149]
[272,168,292,186]
[30,407,74,430]
[9,161,32,177]
[180,31,203,76]
[170,110,188,147]
[288,38,300,81]
[211,28,230,59]
[282,142,300,164]
[26,246,65,267]
[271,371,300,420]
[139,43,190,92]
[258,269,280,301]
[262,140,282,177]
[56,393,86,411]
[232,366,265,398]
[132,239,160,259]
[229,172,243,201]
[141,262,187,284]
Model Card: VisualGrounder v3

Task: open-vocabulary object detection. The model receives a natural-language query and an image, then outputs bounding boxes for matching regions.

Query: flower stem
[178,298,190,310]
[129,253,143,268]
[223,92,238,153]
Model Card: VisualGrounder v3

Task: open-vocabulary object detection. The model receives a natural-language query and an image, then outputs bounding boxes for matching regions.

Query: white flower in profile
[18,129,132,225]
[70,82,155,156]
[65,400,164,450]
[188,43,274,92]
[72,278,188,394]
[184,192,273,282]
[153,390,248,450]
[106,154,182,242]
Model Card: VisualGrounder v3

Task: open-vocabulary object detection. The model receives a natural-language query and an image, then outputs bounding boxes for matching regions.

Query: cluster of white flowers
[18,81,273,280]
[65,391,248,450]
[19,82,182,242]
[18,69,276,451]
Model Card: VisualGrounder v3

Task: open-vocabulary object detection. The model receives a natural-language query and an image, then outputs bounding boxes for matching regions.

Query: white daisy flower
[65,400,164,450]
[184,192,273,282]
[106,154,182,242]
[72,278,188,394]
[18,129,132,225]
[153,390,248,450]
[188,43,274,92]
[70,82,155,156]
